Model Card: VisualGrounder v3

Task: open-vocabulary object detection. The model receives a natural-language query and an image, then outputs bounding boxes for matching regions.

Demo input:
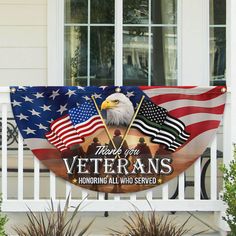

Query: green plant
[0,194,8,236]
[220,146,236,236]
[13,195,93,236]
[109,207,194,236]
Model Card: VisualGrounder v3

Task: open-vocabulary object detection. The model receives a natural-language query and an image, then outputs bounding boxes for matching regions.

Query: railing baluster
[130,193,137,201]
[34,157,40,200]
[18,131,24,200]
[66,181,72,199]
[210,136,217,200]
[194,158,201,200]
[1,104,8,201]
[223,98,233,166]
[114,195,120,200]
[178,172,185,200]
[50,171,56,200]
[81,190,88,199]
[162,183,169,200]
[146,190,153,201]
[98,192,105,200]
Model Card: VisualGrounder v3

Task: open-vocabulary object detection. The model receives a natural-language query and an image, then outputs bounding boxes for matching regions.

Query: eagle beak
[101,100,116,110]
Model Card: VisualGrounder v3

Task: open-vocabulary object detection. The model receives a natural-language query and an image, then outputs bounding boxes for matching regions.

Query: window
[64,0,177,86]
[209,0,226,86]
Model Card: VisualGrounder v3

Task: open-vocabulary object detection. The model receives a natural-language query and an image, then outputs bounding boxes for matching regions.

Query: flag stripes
[45,131,68,152]
[74,115,104,138]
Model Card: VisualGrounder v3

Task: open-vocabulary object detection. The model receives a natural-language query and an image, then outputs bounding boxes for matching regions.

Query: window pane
[90,27,115,85]
[152,0,177,25]
[65,0,88,23]
[91,0,114,23]
[64,27,87,86]
[123,27,149,86]
[210,0,226,25]
[152,27,177,85]
[210,28,226,86]
[123,0,149,24]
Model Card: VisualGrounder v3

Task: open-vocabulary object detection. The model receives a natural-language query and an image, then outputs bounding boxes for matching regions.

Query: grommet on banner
[115,87,121,93]
[221,87,227,93]
[10,88,16,93]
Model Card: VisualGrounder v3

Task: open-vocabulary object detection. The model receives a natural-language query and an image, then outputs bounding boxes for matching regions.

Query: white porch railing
[0,87,231,213]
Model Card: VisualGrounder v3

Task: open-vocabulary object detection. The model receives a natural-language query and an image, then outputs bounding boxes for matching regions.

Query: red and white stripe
[74,115,104,138]
[48,115,84,149]
[45,131,68,152]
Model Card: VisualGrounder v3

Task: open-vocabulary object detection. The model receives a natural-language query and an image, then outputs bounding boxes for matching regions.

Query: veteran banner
[10,86,226,193]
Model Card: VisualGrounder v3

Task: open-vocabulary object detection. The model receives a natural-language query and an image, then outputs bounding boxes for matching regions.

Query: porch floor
[5,211,223,236]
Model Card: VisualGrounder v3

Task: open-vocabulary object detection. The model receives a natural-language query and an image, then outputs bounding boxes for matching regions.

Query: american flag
[45,115,84,152]
[69,101,104,138]
[10,86,226,160]
[132,99,190,152]
[45,101,104,153]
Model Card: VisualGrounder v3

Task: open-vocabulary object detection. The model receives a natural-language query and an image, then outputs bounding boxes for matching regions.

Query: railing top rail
[0,85,231,107]
[0,87,10,93]
[0,86,232,93]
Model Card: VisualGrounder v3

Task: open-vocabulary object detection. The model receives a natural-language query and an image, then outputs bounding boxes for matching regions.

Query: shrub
[109,207,193,236]
[13,195,93,236]
[221,146,236,235]
[0,194,8,236]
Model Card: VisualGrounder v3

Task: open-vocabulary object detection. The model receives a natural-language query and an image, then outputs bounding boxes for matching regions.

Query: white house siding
[0,0,47,86]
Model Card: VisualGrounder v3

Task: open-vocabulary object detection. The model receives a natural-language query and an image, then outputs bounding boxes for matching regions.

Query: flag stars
[22,96,33,103]
[99,86,107,90]
[28,109,41,117]
[33,92,44,99]
[47,118,54,124]
[18,86,27,90]
[12,100,22,107]
[83,96,91,101]
[16,113,28,120]
[23,127,36,135]
[50,89,60,100]
[40,104,51,111]
[92,93,102,99]
[126,91,135,98]
[57,104,68,114]
[36,123,48,131]
[66,89,76,98]
[77,86,85,90]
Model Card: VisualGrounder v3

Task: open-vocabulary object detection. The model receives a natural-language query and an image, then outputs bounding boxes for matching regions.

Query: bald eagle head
[101,93,134,126]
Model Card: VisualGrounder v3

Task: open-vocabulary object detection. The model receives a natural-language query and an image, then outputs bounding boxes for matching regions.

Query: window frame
[47,0,213,87]
[209,0,227,85]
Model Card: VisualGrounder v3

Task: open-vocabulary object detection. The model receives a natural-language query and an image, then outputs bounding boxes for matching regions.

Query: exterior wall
[0,0,47,86]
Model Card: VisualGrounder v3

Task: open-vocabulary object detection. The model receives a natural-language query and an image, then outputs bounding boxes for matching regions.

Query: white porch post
[227,0,236,144]
[114,0,123,86]
[215,1,236,234]
[180,0,209,86]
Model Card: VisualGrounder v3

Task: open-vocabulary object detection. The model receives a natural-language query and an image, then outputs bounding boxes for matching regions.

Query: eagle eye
[113,100,119,104]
